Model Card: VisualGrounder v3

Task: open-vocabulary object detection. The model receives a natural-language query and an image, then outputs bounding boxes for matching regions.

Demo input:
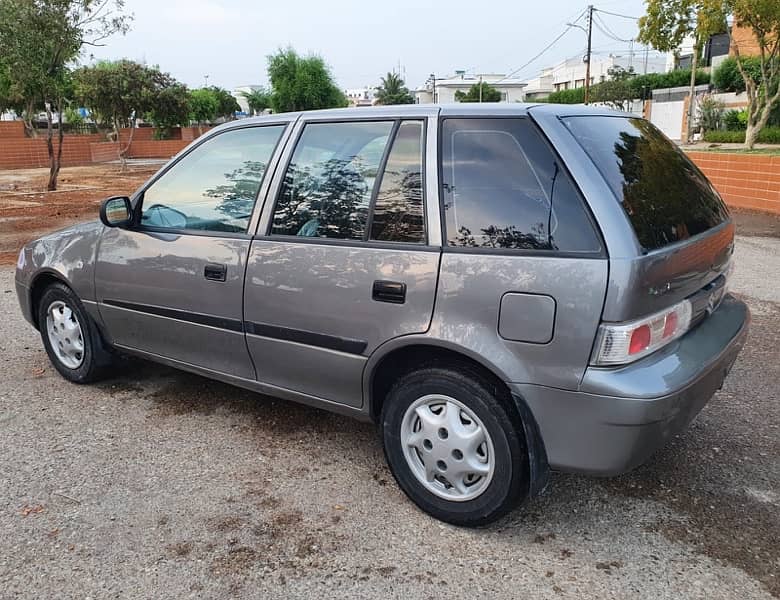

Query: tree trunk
[198,122,203,136]
[685,43,700,145]
[23,99,37,138]
[119,117,135,173]
[45,101,63,191]
[744,121,761,149]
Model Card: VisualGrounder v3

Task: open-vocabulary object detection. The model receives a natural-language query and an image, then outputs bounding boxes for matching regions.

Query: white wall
[650,101,685,140]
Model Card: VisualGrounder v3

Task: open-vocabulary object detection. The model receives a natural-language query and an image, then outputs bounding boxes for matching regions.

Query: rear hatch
[561,114,733,323]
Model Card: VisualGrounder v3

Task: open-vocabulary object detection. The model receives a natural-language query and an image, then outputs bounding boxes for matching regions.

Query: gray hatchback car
[16,104,749,525]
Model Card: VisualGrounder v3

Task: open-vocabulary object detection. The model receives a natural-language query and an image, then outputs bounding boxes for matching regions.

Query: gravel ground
[1,236,778,600]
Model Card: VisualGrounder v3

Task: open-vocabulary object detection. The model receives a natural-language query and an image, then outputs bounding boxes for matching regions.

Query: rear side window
[440,118,601,253]
[562,116,729,251]
[370,121,425,243]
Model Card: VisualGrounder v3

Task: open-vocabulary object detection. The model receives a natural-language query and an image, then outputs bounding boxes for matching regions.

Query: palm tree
[240,88,272,115]
[375,72,414,105]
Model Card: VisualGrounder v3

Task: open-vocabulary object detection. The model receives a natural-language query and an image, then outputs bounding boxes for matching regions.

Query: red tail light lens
[592,299,693,366]
[628,324,651,354]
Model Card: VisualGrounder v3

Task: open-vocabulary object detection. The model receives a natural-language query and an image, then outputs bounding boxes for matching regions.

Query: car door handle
[372,280,406,304]
[204,263,227,282]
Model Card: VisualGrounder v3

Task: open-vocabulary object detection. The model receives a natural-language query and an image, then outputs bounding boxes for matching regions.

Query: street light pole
[584,5,594,104]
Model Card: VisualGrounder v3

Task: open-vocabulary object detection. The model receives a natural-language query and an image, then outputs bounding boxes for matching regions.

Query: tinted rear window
[562,116,729,251]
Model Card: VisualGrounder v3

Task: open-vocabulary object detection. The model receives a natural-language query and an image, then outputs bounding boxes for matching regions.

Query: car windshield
[561,115,729,251]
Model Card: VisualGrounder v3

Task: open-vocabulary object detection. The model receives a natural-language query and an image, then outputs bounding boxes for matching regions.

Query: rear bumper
[512,295,749,475]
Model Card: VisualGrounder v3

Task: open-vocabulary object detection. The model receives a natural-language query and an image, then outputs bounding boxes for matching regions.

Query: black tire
[37,282,113,383]
[381,366,528,527]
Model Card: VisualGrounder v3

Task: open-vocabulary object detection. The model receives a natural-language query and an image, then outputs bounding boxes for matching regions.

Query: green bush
[540,68,710,104]
[723,109,747,131]
[712,57,763,92]
[703,127,780,144]
[758,127,780,144]
[545,87,586,104]
[703,130,745,143]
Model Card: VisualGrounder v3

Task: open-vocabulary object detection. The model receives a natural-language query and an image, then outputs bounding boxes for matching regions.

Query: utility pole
[479,75,483,103]
[584,5,594,105]
[430,73,436,103]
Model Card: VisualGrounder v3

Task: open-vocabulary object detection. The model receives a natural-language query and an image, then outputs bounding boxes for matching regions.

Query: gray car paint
[15,103,750,479]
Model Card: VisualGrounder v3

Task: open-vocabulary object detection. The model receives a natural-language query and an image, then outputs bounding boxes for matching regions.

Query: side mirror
[100,196,132,228]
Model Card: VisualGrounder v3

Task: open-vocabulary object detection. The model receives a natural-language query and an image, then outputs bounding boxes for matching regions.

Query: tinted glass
[441,118,601,252]
[370,121,425,243]
[271,121,393,239]
[141,126,285,233]
[562,116,729,251]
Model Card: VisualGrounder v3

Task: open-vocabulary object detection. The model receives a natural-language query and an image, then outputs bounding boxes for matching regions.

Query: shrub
[723,109,747,131]
[696,95,725,133]
[703,130,745,143]
[545,87,586,104]
[540,68,710,105]
[702,127,780,144]
[712,57,763,92]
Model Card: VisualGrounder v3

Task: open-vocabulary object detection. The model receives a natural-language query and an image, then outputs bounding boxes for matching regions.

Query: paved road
[0,237,778,599]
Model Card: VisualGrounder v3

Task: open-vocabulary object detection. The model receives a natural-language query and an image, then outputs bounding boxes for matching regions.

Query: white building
[232,85,266,115]
[541,53,667,95]
[414,72,527,104]
[344,87,376,107]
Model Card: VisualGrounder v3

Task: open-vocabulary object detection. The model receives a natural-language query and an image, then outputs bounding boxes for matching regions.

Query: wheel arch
[29,269,71,330]
[365,338,550,499]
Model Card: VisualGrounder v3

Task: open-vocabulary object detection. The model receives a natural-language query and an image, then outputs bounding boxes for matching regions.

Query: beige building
[414,72,526,104]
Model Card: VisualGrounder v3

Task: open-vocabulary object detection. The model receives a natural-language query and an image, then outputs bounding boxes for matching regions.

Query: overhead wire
[495,9,588,83]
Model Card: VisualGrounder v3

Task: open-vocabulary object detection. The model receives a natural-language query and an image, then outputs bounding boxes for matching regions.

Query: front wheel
[37,282,112,383]
[381,366,528,526]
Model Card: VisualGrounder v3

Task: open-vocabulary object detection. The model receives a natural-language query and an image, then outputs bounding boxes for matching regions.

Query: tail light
[592,299,693,366]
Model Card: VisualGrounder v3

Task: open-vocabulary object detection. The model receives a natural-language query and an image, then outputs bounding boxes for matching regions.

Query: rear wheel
[381,366,528,526]
[37,283,112,383]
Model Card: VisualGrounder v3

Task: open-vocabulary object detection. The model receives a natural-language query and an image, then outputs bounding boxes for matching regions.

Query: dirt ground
[0,164,161,265]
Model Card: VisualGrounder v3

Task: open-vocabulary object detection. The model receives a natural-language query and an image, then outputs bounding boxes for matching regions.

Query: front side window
[441,118,601,253]
[140,125,285,233]
[271,121,394,239]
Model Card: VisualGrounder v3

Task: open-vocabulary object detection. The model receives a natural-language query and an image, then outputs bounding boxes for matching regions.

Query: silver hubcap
[45,300,84,369]
[401,394,495,502]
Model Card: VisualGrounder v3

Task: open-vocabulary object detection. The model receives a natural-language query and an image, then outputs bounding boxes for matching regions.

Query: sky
[86,0,660,92]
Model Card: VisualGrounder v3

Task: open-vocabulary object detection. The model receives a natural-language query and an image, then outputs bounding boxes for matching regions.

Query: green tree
[374,72,414,105]
[240,87,272,115]
[593,66,636,111]
[207,86,240,120]
[0,0,130,190]
[189,88,218,134]
[74,59,153,168]
[454,81,502,103]
[638,0,726,143]
[146,74,190,138]
[639,0,780,148]
[712,56,762,91]
[267,48,347,112]
[728,0,780,148]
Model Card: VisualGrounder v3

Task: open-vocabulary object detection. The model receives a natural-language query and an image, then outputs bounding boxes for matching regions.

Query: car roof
[214,103,637,134]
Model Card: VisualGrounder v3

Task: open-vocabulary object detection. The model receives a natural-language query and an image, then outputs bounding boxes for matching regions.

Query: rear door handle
[204,263,227,282]
[372,280,406,304]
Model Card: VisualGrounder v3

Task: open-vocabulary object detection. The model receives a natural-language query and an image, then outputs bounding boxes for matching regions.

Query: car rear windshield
[561,115,729,251]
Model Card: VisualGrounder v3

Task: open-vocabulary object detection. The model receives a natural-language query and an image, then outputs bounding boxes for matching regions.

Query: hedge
[539,68,710,105]
[703,127,780,144]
